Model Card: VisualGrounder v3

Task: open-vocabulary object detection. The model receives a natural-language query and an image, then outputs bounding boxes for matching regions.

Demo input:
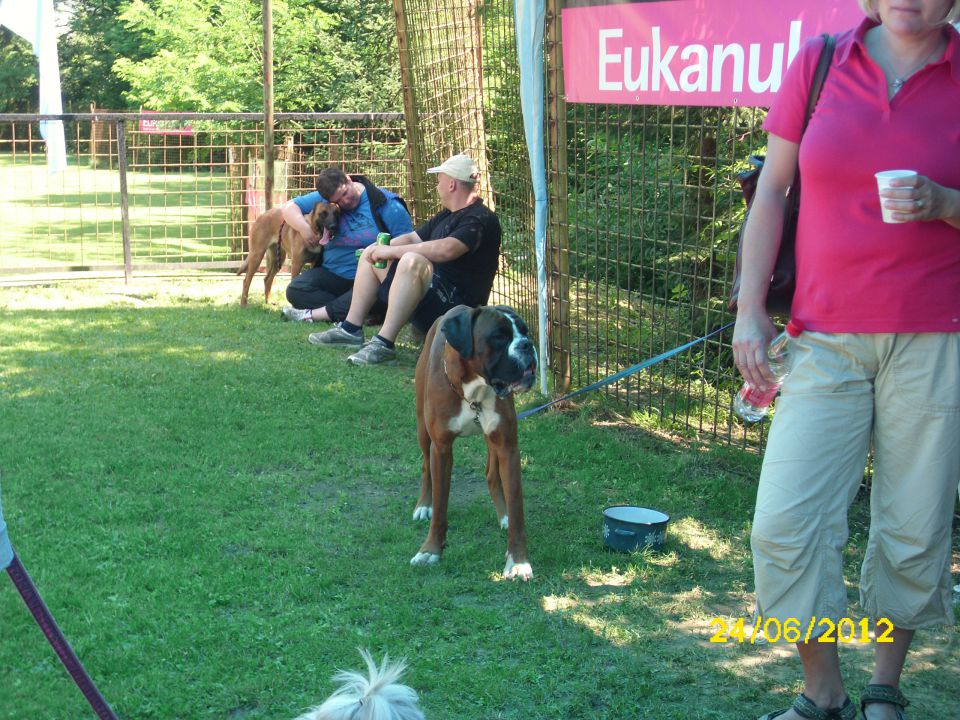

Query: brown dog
[411,305,538,580]
[237,202,340,306]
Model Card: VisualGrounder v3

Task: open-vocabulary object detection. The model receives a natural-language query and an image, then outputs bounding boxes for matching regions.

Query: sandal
[759,693,857,720]
[859,684,909,720]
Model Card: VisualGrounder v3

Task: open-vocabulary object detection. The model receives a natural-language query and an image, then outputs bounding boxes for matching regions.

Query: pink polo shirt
[763,19,960,333]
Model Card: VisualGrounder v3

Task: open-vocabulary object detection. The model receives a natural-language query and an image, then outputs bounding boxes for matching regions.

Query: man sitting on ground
[280,167,412,324]
[308,153,501,366]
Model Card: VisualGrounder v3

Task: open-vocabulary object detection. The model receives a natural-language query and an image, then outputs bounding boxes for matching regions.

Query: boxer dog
[237,201,340,306]
[411,304,537,580]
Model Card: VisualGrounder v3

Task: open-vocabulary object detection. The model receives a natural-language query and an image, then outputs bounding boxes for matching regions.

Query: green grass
[0,278,957,720]
[0,155,241,270]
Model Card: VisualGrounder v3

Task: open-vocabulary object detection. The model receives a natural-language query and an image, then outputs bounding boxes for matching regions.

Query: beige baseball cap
[426,153,480,183]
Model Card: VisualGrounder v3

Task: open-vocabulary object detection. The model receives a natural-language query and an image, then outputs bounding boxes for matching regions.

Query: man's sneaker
[347,337,397,365]
[281,305,313,322]
[308,322,363,347]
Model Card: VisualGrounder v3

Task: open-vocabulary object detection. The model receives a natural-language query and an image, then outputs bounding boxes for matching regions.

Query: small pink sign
[561,0,863,107]
[139,110,194,135]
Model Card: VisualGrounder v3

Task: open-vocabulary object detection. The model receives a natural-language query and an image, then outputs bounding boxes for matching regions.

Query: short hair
[315,167,349,200]
[454,178,479,192]
[858,0,960,23]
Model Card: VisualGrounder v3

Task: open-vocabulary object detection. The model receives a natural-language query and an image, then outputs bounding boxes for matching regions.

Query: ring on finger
[916,198,924,209]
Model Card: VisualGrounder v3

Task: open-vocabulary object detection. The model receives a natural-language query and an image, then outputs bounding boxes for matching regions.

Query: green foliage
[0,28,40,113]
[2,0,400,114]
[58,0,149,111]
[564,106,766,341]
[113,0,401,112]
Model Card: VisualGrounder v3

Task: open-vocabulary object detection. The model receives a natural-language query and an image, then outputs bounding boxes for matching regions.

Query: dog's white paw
[503,553,533,581]
[410,552,441,566]
[499,515,509,530]
[412,505,432,522]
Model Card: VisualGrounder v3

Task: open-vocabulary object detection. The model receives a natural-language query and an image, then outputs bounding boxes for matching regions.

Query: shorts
[377,266,465,332]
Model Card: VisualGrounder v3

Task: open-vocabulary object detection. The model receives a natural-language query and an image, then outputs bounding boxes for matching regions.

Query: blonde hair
[858,0,960,24]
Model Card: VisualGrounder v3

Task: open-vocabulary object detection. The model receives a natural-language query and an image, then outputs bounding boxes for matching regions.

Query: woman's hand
[732,310,779,391]
[881,173,956,223]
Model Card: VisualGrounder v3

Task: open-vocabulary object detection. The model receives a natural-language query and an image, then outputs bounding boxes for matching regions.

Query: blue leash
[518,321,736,420]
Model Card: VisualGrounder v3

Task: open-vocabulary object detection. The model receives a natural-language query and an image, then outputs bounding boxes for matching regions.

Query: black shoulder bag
[728,34,835,317]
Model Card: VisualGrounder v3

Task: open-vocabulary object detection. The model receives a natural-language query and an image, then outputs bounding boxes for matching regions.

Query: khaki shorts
[751,331,960,632]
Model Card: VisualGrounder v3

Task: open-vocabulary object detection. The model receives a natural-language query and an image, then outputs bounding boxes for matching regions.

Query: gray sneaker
[347,337,397,365]
[281,305,313,322]
[308,322,363,347]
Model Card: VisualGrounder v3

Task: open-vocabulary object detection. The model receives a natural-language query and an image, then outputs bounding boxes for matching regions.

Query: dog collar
[444,359,482,426]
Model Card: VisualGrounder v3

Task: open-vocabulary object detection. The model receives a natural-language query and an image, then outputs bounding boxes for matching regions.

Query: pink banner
[561,0,863,107]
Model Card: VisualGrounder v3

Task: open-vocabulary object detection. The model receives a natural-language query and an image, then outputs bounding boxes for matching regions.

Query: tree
[58,0,148,111]
[0,28,39,113]
[113,0,401,112]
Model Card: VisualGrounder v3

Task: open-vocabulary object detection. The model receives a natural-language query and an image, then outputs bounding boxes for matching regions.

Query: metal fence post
[545,0,571,394]
[115,120,133,284]
[392,0,430,219]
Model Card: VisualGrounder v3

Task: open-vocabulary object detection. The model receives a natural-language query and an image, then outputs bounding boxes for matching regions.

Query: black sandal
[759,693,857,720]
[859,684,909,720]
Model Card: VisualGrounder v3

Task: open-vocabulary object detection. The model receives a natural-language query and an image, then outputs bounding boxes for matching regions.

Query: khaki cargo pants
[751,331,959,632]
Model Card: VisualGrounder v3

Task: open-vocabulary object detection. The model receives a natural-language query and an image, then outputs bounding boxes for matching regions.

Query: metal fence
[395,0,767,446]
[0,112,408,279]
[392,0,539,328]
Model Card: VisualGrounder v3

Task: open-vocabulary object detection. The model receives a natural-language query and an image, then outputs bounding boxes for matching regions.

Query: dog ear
[441,305,476,358]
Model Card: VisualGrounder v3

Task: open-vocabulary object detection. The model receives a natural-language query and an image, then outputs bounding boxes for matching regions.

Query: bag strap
[801,34,835,135]
[351,174,408,235]
[789,35,835,200]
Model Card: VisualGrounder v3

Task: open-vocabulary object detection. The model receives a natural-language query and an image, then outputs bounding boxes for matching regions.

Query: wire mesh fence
[392,0,538,327]
[395,0,769,446]
[0,113,407,278]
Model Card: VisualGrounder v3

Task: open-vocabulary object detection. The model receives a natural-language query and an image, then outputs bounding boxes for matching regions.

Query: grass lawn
[0,156,239,271]
[0,277,957,720]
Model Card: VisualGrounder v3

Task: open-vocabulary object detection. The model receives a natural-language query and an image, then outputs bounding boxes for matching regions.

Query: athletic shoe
[308,322,363,347]
[347,337,397,365]
[281,305,313,322]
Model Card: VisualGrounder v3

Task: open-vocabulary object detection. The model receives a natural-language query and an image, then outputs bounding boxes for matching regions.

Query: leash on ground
[518,321,736,421]
[5,555,120,720]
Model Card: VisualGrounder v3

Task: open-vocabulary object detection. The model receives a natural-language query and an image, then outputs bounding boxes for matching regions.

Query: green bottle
[374,232,390,269]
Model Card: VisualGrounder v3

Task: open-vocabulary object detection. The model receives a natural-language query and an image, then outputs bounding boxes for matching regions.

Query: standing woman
[733,1,960,719]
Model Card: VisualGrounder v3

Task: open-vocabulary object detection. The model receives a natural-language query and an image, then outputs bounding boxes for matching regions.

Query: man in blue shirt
[280,167,413,323]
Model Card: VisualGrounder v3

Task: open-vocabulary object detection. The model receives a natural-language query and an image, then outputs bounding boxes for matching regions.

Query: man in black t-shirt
[308,153,502,366]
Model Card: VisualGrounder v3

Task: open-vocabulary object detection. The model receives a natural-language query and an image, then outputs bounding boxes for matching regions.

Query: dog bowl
[602,505,670,552]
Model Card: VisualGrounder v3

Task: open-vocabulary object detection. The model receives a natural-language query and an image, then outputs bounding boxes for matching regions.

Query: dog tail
[296,649,424,720]
[266,243,281,274]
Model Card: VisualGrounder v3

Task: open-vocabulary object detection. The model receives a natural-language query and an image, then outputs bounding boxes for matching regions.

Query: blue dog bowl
[602,505,670,552]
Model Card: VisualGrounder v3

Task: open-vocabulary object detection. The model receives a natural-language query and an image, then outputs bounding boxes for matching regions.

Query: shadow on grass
[0,286,956,720]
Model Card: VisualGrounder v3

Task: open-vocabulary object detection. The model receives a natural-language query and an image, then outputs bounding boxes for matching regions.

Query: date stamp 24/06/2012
[709,616,894,645]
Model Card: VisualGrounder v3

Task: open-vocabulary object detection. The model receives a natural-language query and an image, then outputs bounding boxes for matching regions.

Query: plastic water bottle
[733,320,803,423]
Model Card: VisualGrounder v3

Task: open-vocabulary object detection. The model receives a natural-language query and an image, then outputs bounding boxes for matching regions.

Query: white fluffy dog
[294,650,424,720]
